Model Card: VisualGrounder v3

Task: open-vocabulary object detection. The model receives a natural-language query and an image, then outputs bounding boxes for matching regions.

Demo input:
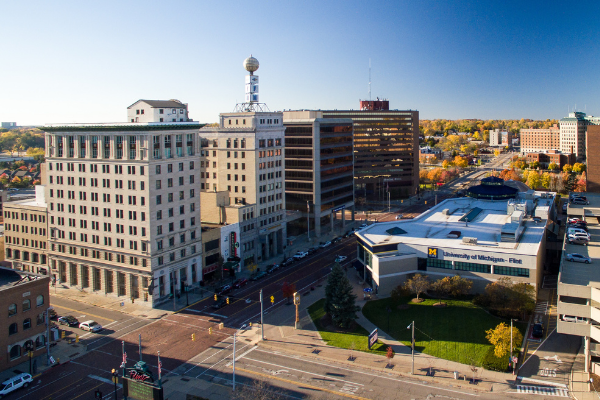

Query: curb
[257,340,497,394]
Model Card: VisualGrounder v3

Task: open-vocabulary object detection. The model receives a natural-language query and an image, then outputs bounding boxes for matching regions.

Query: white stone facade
[127,100,190,124]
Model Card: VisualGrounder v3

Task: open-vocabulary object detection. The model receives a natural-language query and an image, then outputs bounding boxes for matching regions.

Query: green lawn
[307,299,388,356]
[362,297,526,366]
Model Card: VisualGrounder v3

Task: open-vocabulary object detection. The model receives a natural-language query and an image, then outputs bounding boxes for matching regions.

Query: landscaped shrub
[481,347,509,372]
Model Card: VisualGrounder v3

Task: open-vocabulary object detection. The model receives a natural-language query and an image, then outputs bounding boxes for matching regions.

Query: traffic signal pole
[260,289,264,341]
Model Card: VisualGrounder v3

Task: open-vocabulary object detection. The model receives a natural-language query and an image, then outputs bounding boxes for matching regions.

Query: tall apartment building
[127,100,191,123]
[320,100,419,200]
[42,120,203,307]
[520,125,560,154]
[3,186,49,275]
[198,56,286,264]
[560,112,588,159]
[489,129,513,147]
[282,111,354,238]
[587,125,600,193]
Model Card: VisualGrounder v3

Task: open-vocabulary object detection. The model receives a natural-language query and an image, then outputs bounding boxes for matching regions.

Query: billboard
[368,328,378,350]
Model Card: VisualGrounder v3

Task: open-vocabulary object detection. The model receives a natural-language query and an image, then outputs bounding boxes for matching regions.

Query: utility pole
[408,321,415,374]
[260,289,264,340]
[232,331,237,391]
[388,191,390,213]
[46,307,51,366]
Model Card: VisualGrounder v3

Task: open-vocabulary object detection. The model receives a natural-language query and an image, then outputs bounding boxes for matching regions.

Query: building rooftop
[0,267,46,291]
[128,99,186,109]
[42,122,203,132]
[560,193,600,287]
[357,196,549,257]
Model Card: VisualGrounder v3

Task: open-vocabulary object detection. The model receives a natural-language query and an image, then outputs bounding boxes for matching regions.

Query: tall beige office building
[199,56,286,265]
[42,113,203,307]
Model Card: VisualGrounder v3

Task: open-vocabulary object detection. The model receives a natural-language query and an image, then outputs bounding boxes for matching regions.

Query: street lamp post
[306,201,310,241]
[185,281,189,306]
[25,342,33,374]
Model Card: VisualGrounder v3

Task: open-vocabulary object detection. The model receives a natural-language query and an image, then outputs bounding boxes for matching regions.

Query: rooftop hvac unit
[462,237,478,245]
[442,209,450,215]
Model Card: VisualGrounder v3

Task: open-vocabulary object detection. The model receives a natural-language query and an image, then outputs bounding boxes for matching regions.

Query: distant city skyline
[1,0,599,125]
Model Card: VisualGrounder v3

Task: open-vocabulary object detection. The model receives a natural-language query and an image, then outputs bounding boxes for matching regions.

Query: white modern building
[127,99,191,124]
[42,120,203,307]
[560,112,588,159]
[355,185,555,295]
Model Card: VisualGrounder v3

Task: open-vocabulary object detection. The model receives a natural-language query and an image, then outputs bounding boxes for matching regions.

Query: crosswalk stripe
[516,385,568,397]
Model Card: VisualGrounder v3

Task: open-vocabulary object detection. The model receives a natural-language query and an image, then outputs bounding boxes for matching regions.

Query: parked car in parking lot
[562,315,588,323]
[532,323,544,338]
[48,308,58,320]
[572,198,589,205]
[568,218,587,225]
[79,320,103,332]
[0,373,33,398]
[566,253,591,263]
[232,278,248,289]
[568,235,589,245]
[293,251,308,259]
[58,315,79,327]
[319,241,331,248]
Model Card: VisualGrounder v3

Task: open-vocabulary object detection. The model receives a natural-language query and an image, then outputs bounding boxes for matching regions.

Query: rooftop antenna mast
[368,58,371,101]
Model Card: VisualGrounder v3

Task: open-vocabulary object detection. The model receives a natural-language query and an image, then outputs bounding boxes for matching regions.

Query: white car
[0,373,33,397]
[335,255,347,263]
[79,320,103,332]
[565,253,591,264]
[320,241,332,248]
[395,214,403,220]
[293,251,308,259]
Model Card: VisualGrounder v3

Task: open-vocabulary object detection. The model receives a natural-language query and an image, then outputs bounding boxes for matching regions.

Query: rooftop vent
[447,231,461,239]
[462,237,478,245]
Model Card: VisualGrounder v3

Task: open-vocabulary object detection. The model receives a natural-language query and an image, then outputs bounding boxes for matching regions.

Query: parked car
[358,224,368,229]
[285,257,295,265]
[568,236,589,246]
[572,198,589,205]
[266,264,279,273]
[48,308,58,320]
[567,228,590,237]
[232,278,248,289]
[532,323,544,338]
[319,241,331,248]
[562,203,568,212]
[395,214,403,220]
[79,320,103,332]
[332,237,342,244]
[566,253,592,264]
[335,255,348,263]
[568,218,587,225]
[343,230,355,238]
[215,285,231,296]
[570,224,589,232]
[58,315,79,327]
[562,315,588,323]
[570,194,587,201]
[0,373,33,398]
[212,299,227,309]
[255,271,267,280]
[308,247,319,254]
[293,251,308,259]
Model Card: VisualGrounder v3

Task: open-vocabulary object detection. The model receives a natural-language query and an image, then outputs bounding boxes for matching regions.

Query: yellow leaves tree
[486,322,523,358]
[526,170,541,189]
[563,164,573,173]
[442,159,451,169]
[548,162,559,171]
[573,163,586,173]
[541,172,551,189]
[453,156,468,169]
[494,150,500,157]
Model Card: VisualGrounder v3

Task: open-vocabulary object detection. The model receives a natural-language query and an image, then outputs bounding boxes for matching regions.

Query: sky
[1,0,599,125]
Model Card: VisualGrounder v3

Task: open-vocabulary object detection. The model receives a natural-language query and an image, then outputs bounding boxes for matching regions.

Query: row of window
[49,190,147,205]
[5,249,46,263]
[156,204,196,219]
[4,212,46,222]
[8,296,45,316]
[424,259,529,277]
[156,176,195,189]
[156,245,198,266]
[49,162,144,175]
[155,190,195,204]
[5,225,46,236]
[50,176,147,191]
[156,220,196,235]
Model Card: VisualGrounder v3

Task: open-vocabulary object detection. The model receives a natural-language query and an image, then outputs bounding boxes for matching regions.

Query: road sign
[368,328,378,350]
[293,292,300,305]
[270,295,274,304]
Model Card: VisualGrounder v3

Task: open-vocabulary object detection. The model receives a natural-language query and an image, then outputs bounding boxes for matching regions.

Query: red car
[233,278,248,289]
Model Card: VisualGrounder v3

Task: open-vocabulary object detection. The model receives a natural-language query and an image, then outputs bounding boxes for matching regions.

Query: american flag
[123,352,127,364]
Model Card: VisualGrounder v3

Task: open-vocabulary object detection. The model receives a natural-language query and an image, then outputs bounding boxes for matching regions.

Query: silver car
[568,235,589,245]
[566,253,591,264]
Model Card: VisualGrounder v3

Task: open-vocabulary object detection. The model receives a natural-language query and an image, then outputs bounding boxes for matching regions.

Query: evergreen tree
[324,262,359,329]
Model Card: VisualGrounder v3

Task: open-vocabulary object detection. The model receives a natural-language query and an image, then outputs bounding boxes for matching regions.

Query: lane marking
[85,319,148,346]
[519,328,557,369]
[253,348,479,397]
[225,345,258,366]
[13,371,76,400]
[51,304,115,322]
[517,376,568,388]
[241,356,365,386]
[71,383,104,400]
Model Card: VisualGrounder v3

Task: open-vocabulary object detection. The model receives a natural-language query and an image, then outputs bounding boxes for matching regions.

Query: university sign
[427,247,523,265]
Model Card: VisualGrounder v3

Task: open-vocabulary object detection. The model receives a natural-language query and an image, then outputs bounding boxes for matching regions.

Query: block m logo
[428,248,438,258]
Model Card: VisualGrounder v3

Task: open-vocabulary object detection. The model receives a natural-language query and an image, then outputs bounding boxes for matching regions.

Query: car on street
[212,299,227,309]
[284,257,295,265]
[0,373,33,397]
[566,253,592,264]
[343,230,355,238]
[568,236,589,246]
[562,203,568,212]
[293,251,308,259]
[308,247,319,254]
[395,214,403,220]
[319,241,331,248]
[266,264,279,273]
[58,315,79,327]
[48,308,58,320]
[255,271,267,279]
[332,237,342,244]
[79,320,103,332]
[335,255,347,263]
[532,323,544,338]
[215,285,231,295]
[232,278,248,289]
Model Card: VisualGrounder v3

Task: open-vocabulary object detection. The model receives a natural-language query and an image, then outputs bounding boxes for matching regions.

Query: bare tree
[231,379,284,400]
[404,274,430,301]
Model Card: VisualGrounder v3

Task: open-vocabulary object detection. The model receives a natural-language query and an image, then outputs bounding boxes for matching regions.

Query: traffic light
[214,294,218,301]
[226,297,230,305]
[191,333,196,341]
[75,334,79,343]
[208,327,212,335]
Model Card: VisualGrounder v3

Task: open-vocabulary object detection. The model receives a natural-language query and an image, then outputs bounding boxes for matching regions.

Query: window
[156,195,162,205]
[8,303,16,316]
[36,295,44,307]
[455,261,491,274]
[23,299,31,311]
[37,313,45,326]
[9,323,18,336]
[23,318,31,330]
[494,265,529,277]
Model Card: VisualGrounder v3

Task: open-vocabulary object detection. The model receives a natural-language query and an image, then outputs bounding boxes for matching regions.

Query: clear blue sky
[2,0,599,125]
